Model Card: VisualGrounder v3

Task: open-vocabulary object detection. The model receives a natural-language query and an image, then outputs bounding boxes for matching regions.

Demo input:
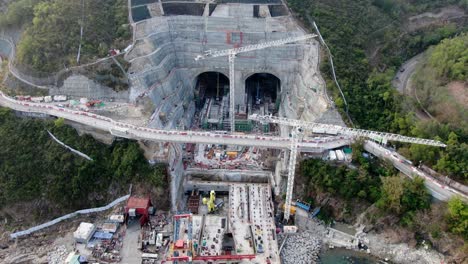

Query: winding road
[364,141,467,202]
[392,53,423,94]
[392,53,435,121]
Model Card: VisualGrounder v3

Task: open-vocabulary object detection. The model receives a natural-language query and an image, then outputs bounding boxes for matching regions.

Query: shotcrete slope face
[126,3,343,131]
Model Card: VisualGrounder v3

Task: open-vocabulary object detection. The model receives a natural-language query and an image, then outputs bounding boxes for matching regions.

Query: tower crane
[248,114,447,221]
[195,34,317,132]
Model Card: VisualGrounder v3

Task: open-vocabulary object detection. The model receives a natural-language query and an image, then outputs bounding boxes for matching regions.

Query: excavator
[202,190,216,213]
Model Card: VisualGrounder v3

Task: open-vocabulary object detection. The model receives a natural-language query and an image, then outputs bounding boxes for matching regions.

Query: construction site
[123,0,353,217]
[166,183,279,263]
[0,0,458,264]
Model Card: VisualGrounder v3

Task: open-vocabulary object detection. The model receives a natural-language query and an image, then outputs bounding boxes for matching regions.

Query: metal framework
[195,34,317,132]
[249,114,446,147]
[249,114,446,221]
[284,127,301,221]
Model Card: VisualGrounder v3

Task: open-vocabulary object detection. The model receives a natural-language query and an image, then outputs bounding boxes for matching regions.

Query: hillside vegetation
[288,0,468,260]
[0,0,130,73]
[0,108,165,216]
[287,0,467,183]
[406,34,468,180]
[428,33,467,81]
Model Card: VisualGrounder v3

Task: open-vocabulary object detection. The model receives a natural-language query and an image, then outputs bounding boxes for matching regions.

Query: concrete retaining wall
[127,14,334,130]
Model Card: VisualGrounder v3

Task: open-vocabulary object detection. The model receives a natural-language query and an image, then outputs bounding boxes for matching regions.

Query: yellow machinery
[282,203,296,215]
[202,190,216,213]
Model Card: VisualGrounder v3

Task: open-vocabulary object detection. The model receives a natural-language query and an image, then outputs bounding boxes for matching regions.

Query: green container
[235,120,253,132]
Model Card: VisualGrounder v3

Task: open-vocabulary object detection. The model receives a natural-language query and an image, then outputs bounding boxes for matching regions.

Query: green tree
[377,176,404,214]
[377,176,429,215]
[429,33,468,81]
[0,0,41,27]
[401,176,430,212]
[446,197,468,240]
[54,117,65,128]
[435,132,468,181]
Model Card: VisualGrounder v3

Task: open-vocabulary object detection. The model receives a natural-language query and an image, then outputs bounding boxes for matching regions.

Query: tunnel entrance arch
[245,73,281,115]
[194,72,230,106]
[194,71,230,130]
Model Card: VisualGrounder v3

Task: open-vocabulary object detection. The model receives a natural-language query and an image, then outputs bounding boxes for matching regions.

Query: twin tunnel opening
[195,72,281,108]
[194,71,281,131]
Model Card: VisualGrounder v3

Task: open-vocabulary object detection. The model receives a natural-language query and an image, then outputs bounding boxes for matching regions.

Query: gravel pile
[47,245,69,264]
[279,231,322,264]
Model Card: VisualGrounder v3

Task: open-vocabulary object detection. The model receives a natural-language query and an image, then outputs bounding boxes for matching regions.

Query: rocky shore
[364,233,445,264]
[285,214,446,264]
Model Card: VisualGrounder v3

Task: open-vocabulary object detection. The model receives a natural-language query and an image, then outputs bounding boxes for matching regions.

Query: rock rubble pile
[47,245,68,264]
[278,231,322,264]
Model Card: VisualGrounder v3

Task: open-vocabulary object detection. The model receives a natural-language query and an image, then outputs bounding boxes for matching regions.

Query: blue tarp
[93,231,113,240]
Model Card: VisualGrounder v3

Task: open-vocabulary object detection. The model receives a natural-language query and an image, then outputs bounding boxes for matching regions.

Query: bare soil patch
[447,81,468,106]
[407,6,466,32]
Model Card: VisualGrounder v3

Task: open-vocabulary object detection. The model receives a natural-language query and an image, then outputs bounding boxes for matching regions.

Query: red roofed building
[125,196,152,226]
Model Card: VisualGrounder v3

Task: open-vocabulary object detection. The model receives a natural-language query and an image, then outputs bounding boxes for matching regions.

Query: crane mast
[228,52,235,131]
[195,34,317,132]
[284,127,301,221]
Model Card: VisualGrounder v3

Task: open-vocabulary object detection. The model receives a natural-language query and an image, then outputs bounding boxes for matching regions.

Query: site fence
[10,195,130,239]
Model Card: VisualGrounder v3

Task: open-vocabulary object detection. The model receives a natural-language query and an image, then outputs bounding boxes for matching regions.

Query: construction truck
[202,190,216,213]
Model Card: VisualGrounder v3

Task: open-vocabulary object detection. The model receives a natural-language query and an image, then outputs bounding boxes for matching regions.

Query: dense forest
[0,0,130,73]
[0,108,166,213]
[428,33,468,81]
[286,0,468,182]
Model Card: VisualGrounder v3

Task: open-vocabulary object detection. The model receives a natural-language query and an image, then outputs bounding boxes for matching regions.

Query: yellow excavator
[202,190,216,213]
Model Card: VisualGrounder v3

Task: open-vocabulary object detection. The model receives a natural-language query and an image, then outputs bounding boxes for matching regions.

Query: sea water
[319,248,385,264]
